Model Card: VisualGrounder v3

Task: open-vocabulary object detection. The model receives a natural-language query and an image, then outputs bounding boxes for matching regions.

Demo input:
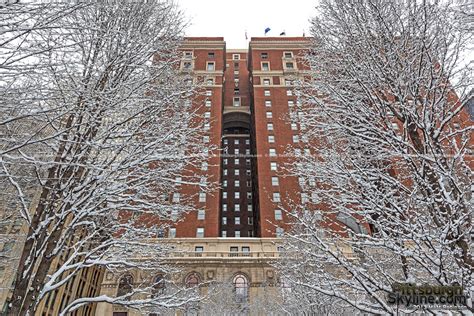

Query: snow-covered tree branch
[0,1,208,314]
[278,0,473,314]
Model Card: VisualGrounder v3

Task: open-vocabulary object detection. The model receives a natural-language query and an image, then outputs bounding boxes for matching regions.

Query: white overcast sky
[176,0,317,49]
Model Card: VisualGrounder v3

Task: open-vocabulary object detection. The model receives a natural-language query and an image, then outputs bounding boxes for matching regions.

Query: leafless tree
[0,1,208,314]
[278,0,473,314]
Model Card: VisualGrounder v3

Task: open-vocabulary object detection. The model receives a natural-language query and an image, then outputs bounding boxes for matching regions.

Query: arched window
[117,274,133,300]
[152,274,165,296]
[185,272,200,288]
[233,274,249,302]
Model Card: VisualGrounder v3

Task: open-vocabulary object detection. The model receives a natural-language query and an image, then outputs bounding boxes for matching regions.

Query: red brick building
[170,37,311,238]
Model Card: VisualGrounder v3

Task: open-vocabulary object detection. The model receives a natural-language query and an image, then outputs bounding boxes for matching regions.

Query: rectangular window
[267,123,273,130]
[246,170,251,176]
[233,54,240,60]
[169,227,176,238]
[233,97,241,107]
[262,62,270,71]
[263,78,270,85]
[235,217,240,225]
[196,228,204,238]
[223,204,227,211]
[199,192,206,202]
[264,90,271,96]
[272,176,279,186]
[248,217,253,225]
[222,230,227,237]
[182,61,192,70]
[245,148,250,155]
[284,52,293,58]
[222,217,227,225]
[235,158,240,164]
[288,100,294,107]
[268,135,275,143]
[235,180,240,187]
[292,135,299,143]
[265,100,272,107]
[234,88,240,95]
[197,210,205,220]
[234,139,240,145]
[223,169,228,176]
[246,158,251,165]
[201,162,208,171]
[276,227,284,237]
[204,123,210,130]
[235,192,240,199]
[235,230,241,237]
[266,111,272,118]
[269,148,276,157]
[273,192,281,202]
[223,180,227,187]
[270,162,277,171]
[285,62,294,69]
[172,193,180,203]
[235,169,240,176]
[286,90,293,96]
[204,112,211,118]
[235,204,240,212]
[261,52,268,59]
[245,139,250,145]
[184,51,193,59]
[223,192,227,199]
[234,62,239,68]
[235,148,239,155]
[301,193,309,203]
[247,192,252,199]
[223,158,228,165]
[274,209,283,220]
[291,123,298,130]
[208,52,215,58]
[203,136,209,143]
[207,62,215,71]
[206,78,214,85]
[302,135,309,143]
[224,139,228,145]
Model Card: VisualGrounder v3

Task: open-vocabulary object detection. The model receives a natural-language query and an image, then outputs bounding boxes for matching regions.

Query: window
[233,274,248,302]
[284,51,293,58]
[197,210,205,220]
[222,230,227,237]
[224,139,228,145]
[182,61,192,70]
[169,227,176,238]
[207,62,215,71]
[206,90,212,96]
[196,228,204,238]
[275,209,283,220]
[246,170,251,176]
[285,79,294,86]
[234,148,239,155]
[247,192,252,199]
[117,275,133,299]
[265,100,272,107]
[292,135,299,143]
[261,52,268,59]
[234,139,240,145]
[235,158,240,164]
[223,192,227,199]
[302,135,309,143]
[204,111,211,118]
[270,162,277,171]
[223,158,228,165]
[263,78,270,85]
[288,100,294,107]
[247,217,253,225]
[223,169,228,176]
[206,78,214,85]
[233,54,240,60]
[273,192,281,202]
[264,90,271,96]
[268,135,275,143]
[276,227,284,237]
[235,204,240,212]
[286,90,293,96]
[246,158,251,165]
[311,192,319,203]
[269,148,276,157]
[261,62,270,71]
[234,88,240,94]
[272,176,279,186]
[391,122,399,130]
[245,148,250,155]
[266,111,273,118]
[201,162,208,171]
[233,97,241,107]
[285,62,294,69]
[245,139,250,145]
[242,246,250,256]
[235,217,241,225]
[235,192,240,199]
[185,273,200,287]
[235,230,241,237]
[235,169,240,176]
[183,51,193,59]
[267,123,274,131]
[301,193,309,203]
[203,136,209,143]
[172,193,180,203]
[222,217,227,225]
[223,204,227,211]
[204,123,210,130]
[235,180,240,187]
[291,123,298,130]
[223,180,227,187]
[234,62,239,68]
